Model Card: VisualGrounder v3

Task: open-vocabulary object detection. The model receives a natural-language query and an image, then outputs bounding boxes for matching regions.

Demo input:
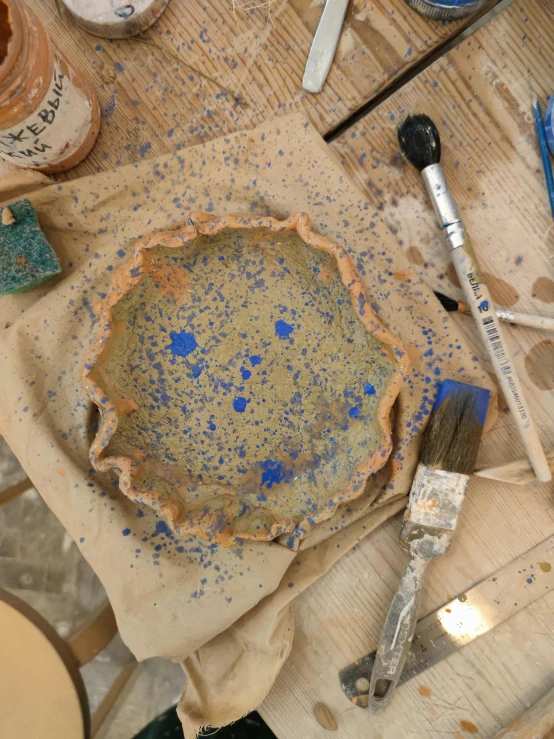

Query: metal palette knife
[303,0,350,94]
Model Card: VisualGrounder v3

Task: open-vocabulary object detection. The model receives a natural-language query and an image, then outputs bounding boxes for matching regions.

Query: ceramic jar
[0,0,100,173]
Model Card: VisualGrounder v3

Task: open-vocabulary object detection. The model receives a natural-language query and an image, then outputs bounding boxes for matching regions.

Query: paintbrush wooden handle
[367,555,429,714]
[474,449,554,485]
[496,310,554,331]
[450,241,551,483]
[494,683,554,737]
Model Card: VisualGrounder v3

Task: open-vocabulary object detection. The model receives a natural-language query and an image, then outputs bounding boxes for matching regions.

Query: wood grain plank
[26,0,491,179]
[260,2,554,737]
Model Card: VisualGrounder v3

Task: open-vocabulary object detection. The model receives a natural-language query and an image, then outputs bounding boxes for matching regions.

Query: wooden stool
[1,588,90,737]
[0,477,140,736]
[0,583,137,738]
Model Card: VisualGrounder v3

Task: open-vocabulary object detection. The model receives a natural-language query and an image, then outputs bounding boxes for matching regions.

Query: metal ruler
[340,534,554,707]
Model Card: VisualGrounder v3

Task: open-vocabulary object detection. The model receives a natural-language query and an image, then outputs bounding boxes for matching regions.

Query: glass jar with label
[0,0,101,173]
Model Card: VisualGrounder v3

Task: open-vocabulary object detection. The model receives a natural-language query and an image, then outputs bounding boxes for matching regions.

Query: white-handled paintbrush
[398,114,551,483]
[367,379,490,714]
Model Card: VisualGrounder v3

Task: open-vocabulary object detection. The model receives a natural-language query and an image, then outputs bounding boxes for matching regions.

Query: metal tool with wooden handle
[302,0,349,94]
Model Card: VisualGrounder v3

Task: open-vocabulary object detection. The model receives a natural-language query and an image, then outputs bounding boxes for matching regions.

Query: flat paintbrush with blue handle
[367,379,490,714]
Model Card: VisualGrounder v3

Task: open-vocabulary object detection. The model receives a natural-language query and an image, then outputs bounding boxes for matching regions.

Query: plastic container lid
[404,0,491,20]
[61,0,170,38]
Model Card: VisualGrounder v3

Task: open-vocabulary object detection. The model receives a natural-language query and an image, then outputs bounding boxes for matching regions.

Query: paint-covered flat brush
[434,291,554,331]
[398,114,551,483]
[367,379,490,714]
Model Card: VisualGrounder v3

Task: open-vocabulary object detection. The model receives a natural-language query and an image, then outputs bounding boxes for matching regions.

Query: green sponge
[0,199,61,296]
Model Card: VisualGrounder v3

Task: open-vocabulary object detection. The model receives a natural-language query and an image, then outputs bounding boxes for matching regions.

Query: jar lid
[404,0,491,20]
[61,0,170,38]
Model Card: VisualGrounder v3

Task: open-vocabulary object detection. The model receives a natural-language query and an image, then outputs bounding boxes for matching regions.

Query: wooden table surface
[30,0,492,179]
[23,0,554,736]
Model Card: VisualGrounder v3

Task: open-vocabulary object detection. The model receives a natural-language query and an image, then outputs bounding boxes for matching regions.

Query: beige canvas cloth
[0,114,495,737]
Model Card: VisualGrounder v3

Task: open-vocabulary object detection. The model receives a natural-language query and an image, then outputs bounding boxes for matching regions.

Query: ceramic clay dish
[84,213,408,546]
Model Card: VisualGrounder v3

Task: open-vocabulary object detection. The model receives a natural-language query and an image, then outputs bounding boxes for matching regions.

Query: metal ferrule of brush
[421,163,466,251]
[399,462,470,558]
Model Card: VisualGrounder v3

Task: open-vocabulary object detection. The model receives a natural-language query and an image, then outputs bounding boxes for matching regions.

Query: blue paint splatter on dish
[85,215,407,545]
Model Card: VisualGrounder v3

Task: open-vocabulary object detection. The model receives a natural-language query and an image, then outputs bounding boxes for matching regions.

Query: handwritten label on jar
[0,60,93,168]
[64,0,161,23]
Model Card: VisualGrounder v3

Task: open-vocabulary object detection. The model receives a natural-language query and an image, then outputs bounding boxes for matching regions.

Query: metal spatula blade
[302,0,350,94]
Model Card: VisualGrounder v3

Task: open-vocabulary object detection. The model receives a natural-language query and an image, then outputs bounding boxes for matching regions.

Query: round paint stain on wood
[524,340,554,391]
[446,262,460,288]
[482,272,519,308]
[459,719,479,734]
[532,276,554,303]
[313,702,338,731]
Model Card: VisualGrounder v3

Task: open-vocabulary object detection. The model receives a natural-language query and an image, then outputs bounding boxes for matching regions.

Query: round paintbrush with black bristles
[434,290,554,330]
[397,114,551,484]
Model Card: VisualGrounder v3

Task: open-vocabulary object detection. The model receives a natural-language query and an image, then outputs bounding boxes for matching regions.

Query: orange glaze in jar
[0,0,100,173]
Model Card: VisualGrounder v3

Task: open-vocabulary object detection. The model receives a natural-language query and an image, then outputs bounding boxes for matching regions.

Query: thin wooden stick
[495,310,554,331]
[91,662,140,738]
[67,600,117,666]
[0,477,33,507]
[474,449,554,485]
[494,683,554,737]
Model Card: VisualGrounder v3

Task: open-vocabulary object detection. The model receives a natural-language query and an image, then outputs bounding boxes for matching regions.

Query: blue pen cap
[405,0,492,20]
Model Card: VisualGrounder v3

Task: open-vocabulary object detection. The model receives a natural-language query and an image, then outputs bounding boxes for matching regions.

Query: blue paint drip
[122,528,131,536]
[167,330,198,357]
[233,397,247,413]
[364,382,376,396]
[275,319,294,338]
[349,406,361,418]
[240,366,252,380]
[260,459,293,488]
[479,300,489,311]
[249,355,262,366]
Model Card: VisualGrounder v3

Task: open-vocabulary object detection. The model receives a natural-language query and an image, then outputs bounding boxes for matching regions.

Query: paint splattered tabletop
[24,0,473,181]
